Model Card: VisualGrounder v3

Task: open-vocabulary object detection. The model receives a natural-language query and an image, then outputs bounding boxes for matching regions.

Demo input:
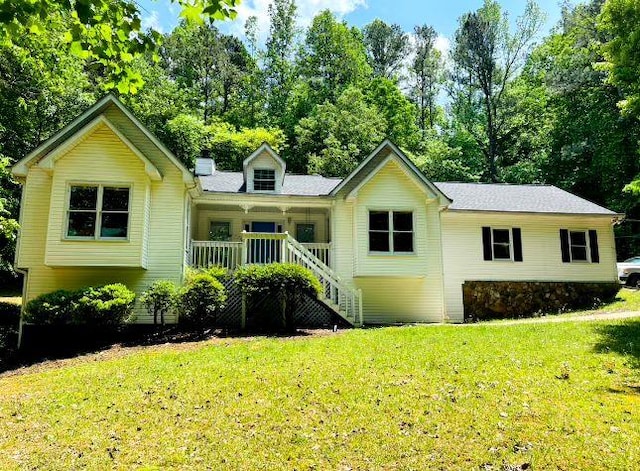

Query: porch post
[241,230,248,265]
[281,232,288,263]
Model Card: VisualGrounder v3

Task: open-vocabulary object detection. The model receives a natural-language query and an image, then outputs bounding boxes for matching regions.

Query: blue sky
[138,0,566,48]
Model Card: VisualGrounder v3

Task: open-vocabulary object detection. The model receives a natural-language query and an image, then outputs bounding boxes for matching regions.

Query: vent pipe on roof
[195,149,215,176]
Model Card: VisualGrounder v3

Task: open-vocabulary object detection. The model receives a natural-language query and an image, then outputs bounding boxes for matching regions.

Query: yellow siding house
[12,96,624,326]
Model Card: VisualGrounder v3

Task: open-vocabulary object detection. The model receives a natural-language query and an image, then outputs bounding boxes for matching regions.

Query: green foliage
[234,263,323,297]
[24,284,135,326]
[74,284,136,326]
[0,301,20,326]
[450,0,545,182]
[208,122,286,171]
[264,0,297,127]
[411,134,481,182]
[297,87,387,177]
[234,263,322,331]
[179,273,227,325]
[364,77,419,150]
[296,10,372,105]
[362,19,409,79]
[140,281,179,325]
[0,0,239,92]
[23,289,82,325]
[409,25,445,135]
[165,114,208,167]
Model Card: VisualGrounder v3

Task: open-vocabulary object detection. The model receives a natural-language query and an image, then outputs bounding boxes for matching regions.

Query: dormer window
[254,169,276,191]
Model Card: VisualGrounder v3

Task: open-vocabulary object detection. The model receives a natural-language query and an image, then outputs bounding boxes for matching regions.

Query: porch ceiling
[194,203,330,215]
[193,194,333,211]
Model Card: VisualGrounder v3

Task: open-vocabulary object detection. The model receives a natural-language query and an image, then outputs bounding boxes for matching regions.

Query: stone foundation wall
[462,281,620,322]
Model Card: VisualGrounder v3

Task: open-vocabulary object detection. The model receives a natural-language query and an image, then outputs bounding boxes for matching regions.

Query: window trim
[490,227,514,262]
[296,222,316,243]
[253,168,276,192]
[208,220,232,241]
[568,229,591,263]
[64,183,132,241]
[367,209,415,255]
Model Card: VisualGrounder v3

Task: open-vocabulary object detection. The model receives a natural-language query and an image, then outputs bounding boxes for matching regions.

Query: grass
[0,319,639,470]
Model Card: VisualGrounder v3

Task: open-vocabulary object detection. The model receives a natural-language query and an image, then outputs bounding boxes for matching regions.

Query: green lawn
[0,317,639,470]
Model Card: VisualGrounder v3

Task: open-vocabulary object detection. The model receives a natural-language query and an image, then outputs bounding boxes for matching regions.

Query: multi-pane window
[491,228,512,260]
[253,169,276,191]
[209,221,231,241]
[369,211,414,253]
[67,185,129,239]
[569,230,588,261]
[296,223,315,243]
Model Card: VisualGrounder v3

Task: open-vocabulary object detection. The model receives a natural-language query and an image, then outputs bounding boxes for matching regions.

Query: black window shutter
[512,228,523,262]
[589,229,600,263]
[482,227,493,261]
[560,229,570,263]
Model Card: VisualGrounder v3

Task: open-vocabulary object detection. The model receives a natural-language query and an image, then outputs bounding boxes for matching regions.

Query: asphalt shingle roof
[434,182,618,215]
[199,171,617,215]
[199,172,341,196]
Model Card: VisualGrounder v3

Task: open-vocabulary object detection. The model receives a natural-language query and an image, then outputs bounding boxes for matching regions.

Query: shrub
[23,289,81,325]
[140,281,179,325]
[74,284,136,326]
[234,263,323,330]
[185,266,228,283]
[179,273,227,326]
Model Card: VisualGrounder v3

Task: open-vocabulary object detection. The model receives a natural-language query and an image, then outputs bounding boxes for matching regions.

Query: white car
[618,256,640,288]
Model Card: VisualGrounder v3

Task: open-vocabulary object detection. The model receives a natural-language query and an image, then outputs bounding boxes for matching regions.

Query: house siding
[440,211,618,323]
[17,120,188,324]
[334,159,445,324]
[44,124,149,267]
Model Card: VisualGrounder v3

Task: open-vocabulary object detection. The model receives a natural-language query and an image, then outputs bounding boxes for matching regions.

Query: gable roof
[330,139,452,205]
[243,143,286,172]
[434,182,620,216]
[200,171,341,196]
[11,94,194,184]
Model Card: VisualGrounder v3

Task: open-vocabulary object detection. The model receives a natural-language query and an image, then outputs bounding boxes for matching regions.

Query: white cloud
[225,0,368,43]
[141,10,163,33]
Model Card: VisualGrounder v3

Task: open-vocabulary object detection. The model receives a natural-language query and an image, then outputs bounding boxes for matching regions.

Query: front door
[249,221,278,263]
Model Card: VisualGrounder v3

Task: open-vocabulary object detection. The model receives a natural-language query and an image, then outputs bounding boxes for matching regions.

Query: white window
[254,169,276,191]
[569,230,589,262]
[296,223,315,243]
[66,185,129,239]
[209,221,231,241]
[369,211,414,253]
[491,228,512,260]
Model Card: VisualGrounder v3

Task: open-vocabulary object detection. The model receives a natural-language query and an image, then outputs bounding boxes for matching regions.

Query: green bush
[179,273,227,326]
[234,264,323,330]
[140,280,179,325]
[24,284,136,326]
[23,289,81,325]
[74,284,136,326]
[185,266,228,283]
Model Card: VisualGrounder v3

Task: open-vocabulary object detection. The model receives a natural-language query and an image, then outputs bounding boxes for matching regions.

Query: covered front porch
[188,198,333,270]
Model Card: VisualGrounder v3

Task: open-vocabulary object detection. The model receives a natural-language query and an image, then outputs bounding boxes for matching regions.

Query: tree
[296,10,372,106]
[409,25,445,136]
[450,0,545,182]
[264,0,298,127]
[162,22,251,123]
[0,157,19,278]
[0,0,239,92]
[362,19,409,80]
[296,87,387,177]
[600,0,640,194]
[364,77,419,149]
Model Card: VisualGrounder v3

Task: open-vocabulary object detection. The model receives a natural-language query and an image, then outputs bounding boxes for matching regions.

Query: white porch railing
[190,240,243,270]
[301,243,331,266]
[188,233,362,326]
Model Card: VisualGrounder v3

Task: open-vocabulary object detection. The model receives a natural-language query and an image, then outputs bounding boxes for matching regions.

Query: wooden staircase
[189,232,363,326]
